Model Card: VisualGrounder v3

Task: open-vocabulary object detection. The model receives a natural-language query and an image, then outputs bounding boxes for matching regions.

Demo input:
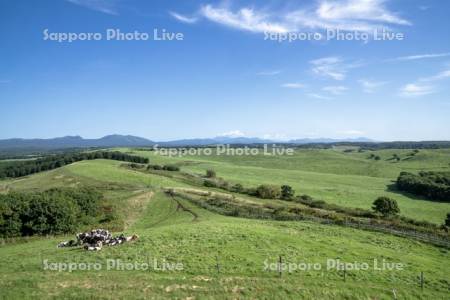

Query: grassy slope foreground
[0,154,449,299]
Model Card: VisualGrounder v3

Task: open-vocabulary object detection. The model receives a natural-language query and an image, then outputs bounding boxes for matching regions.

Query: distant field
[124,148,450,224]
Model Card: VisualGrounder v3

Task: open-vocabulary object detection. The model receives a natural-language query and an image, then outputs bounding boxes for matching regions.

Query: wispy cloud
[313,0,410,26]
[200,5,288,33]
[310,57,348,80]
[358,79,387,93]
[307,93,333,100]
[169,11,198,24]
[400,68,450,97]
[323,85,348,95]
[66,0,118,15]
[420,69,450,82]
[399,84,435,97]
[392,53,450,61]
[190,0,409,34]
[256,70,282,76]
[281,83,305,89]
[0,80,11,84]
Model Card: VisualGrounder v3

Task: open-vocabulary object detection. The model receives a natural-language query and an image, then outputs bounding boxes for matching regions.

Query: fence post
[215,255,220,274]
[420,271,424,290]
[278,255,282,278]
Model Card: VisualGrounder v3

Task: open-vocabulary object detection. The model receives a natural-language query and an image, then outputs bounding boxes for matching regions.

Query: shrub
[203,179,218,188]
[231,183,244,193]
[255,185,281,199]
[163,165,180,171]
[147,164,163,170]
[280,185,295,200]
[445,213,450,227]
[396,171,450,202]
[372,197,400,217]
[0,187,104,238]
[0,195,25,238]
[245,187,258,197]
[22,194,80,235]
[45,187,102,218]
[205,169,216,178]
[310,200,327,209]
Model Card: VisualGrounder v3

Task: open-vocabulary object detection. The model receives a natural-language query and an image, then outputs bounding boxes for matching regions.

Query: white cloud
[169,11,198,24]
[315,0,410,26]
[399,84,435,97]
[392,53,450,61]
[281,83,305,89]
[323,85,348,95]
[400,68,450,97]
[195,0,409,34]
[420,70,450,82]
[200,5,289,33]
[310,57,347,80]
[307,93,333,100]
[256,70,282,76]
[66,0,118,15]
[219,130,246,138]
[358,79,387,93]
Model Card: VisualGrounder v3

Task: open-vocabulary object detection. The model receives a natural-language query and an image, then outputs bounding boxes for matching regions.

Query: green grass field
[125,148,450,224]
[0,148,449,299]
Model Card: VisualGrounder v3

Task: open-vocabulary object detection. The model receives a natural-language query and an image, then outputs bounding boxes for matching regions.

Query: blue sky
[0,0,449,141]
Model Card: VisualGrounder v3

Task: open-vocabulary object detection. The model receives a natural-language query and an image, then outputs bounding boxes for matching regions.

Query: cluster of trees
[0,187,103,237]
[147,164,180,171]
[396,171,450,202]
[202,171,296,201]
[0,151,149,179]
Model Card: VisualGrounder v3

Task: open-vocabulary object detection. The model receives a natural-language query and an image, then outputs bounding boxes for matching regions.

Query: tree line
[0,151,149,179]
[0,187,103,238]
[396,171,450,202]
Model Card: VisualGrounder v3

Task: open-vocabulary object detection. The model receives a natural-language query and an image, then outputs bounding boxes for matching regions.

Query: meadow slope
[123,148,450,224]
[0,153,449,299]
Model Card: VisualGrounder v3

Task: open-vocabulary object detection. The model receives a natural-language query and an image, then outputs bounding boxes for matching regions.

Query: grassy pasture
[124,148,450,224]
[0,188,449,299]
[0,151,449,299]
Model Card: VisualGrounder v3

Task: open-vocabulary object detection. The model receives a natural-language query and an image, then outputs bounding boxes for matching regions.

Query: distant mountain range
[0,134,375,150]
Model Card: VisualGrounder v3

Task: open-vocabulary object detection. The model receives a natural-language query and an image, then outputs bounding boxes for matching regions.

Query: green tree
[372,197,400,217]
[22,194,79,235]
[280,185,295,200]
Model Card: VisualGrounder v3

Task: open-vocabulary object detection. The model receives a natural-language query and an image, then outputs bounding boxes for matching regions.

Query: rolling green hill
[123,148,450,224]
[0,149,449,299]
